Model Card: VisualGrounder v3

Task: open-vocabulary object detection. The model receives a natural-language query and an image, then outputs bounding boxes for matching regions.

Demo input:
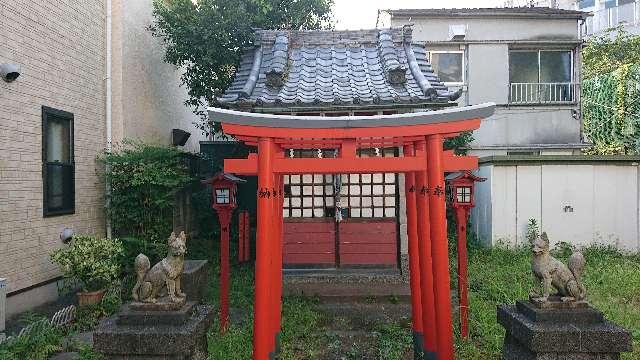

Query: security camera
[60,227,74,244]
[0,64,20,83]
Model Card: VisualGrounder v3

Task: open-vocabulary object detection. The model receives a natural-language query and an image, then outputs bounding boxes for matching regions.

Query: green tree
[149,0,333,135]
[582,27,640,154]
[583,26,640,79]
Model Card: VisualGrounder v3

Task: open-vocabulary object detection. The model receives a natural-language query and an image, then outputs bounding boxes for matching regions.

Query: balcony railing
[509,83,578,104]
[585,2,640,35]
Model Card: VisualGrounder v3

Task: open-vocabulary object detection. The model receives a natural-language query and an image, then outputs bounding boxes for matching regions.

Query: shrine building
[216,27,463,271]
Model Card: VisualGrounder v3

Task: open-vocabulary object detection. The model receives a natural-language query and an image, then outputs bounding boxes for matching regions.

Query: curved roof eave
[208,102,495,129]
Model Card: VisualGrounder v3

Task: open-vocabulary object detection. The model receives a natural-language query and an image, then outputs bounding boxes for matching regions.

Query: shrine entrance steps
[283,281,411,304]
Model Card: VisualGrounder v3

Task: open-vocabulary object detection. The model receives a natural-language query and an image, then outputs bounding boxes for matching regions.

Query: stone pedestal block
[94,302,214,360]
[498,299,632,360]
[181,260,209,303]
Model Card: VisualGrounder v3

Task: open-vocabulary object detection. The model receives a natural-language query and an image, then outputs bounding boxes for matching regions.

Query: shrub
[50,236,124,292]
[100,141,195,255]
[0,315,63,360]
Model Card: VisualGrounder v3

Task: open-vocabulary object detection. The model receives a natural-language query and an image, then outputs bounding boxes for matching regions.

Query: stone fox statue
[132,231,187,303]
[530,232,587,303]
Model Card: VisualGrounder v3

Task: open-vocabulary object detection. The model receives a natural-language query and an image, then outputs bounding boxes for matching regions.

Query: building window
[429,51,464,84]
[42,106,74,217]
[509,50,574,103]
[578,0,595,8]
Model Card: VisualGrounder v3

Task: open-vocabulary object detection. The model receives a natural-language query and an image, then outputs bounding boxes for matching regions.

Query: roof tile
[218,28,460,110]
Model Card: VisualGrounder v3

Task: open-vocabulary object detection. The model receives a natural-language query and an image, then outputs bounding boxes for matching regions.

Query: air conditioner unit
[449,25,467,41]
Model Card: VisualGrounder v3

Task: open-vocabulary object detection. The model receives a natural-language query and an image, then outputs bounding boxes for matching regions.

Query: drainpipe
[105,0,113,239]
[0,278,6,342]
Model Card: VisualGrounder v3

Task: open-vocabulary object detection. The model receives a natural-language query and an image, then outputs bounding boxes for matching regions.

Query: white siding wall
[471,162,640,251]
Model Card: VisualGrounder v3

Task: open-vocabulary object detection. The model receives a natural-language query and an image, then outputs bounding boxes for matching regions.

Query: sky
[333,0,506,29]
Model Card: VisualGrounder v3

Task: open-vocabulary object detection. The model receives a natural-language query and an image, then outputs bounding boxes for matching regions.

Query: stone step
[284,282,411,303]
[49,352,79,360]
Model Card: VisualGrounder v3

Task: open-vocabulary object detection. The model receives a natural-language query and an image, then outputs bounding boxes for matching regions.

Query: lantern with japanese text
[445,171,486,339]
[202,172,245,332]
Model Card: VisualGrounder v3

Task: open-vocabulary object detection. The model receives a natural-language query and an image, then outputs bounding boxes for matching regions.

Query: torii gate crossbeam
[208,103,496,360]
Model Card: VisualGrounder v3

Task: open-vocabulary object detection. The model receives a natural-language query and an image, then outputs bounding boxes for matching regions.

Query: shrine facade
[216,27,464,270]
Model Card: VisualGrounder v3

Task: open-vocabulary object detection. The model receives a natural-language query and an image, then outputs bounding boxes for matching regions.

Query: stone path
[283,282,411,303]
[284,281,415,359]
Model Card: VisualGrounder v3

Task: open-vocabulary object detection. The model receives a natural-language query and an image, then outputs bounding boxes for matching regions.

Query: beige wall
[471,160,640,252]
[0,0,107,301]
[110,0,205,153]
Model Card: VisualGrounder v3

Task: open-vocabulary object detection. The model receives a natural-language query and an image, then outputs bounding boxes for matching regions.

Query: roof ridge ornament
[266,32,289,89]
[377,29,407,85]
[403,42,437,100]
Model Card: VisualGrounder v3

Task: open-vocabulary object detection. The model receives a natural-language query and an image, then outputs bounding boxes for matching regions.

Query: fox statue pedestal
[499,231,632,359]
[94,232,214,359]
[498,298,632,359]
[94,300,214,360]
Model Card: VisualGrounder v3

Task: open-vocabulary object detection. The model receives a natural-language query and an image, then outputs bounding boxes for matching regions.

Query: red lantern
[447,171,484,209]
[445,171,485,339]
[205,173,243,211]
[202,172,245,332]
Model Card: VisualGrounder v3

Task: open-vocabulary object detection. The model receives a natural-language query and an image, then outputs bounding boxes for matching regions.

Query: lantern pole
[455,205,470,339]
[403,144,424,358]
[218,209,232,332]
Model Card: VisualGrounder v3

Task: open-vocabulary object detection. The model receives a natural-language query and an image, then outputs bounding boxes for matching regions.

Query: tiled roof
[217,27,462,111]
[385,7,590,19]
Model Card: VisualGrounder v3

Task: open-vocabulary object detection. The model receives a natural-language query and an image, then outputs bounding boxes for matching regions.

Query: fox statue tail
[568,251,586,299]
[131,253,151,301]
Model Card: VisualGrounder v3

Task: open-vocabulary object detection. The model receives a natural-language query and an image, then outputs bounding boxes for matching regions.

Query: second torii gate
[208,103,495,360]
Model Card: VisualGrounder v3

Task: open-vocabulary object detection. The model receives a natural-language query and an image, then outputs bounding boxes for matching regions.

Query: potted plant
[50,235,124,306]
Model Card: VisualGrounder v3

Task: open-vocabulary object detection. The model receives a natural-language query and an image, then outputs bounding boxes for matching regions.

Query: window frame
[428,50,465,86]
[42,106,75,217]
[508,49,574,85]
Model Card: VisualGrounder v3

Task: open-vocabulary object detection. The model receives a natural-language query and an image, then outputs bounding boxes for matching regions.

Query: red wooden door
[282,148,399,268]
[283,219,335,266]
[339,219,397,266]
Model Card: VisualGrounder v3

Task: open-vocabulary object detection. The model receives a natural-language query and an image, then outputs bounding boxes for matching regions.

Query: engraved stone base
[94,302,214,360]
[129,296,186,311]
[498,300,632,360]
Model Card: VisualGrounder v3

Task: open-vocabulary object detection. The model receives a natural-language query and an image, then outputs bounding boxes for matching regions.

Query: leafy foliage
[583,26,640,80]
[444,131,474,155]
[149,0,334,135]
[582,64,640,155]
[73,287,123,331]
[581,27,640,155]
[50,236,124,292]
[0,315,63,360]
[526,218,539,243]
[100,142,194,261]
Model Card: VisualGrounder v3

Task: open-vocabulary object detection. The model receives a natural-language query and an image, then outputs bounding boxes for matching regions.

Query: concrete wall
[471,158,640,251]
[0,0,106,312]
[110,0,205,153]
[396,17,580,43]
[390,15,583,153]
[472,107,581,147]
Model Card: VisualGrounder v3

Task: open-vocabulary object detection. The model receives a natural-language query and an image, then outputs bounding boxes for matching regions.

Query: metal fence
[0,305,76,346]
[509,82,578,104]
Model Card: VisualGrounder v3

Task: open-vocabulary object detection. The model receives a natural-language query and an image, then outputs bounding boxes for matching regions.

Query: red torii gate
[208,103,495,360]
